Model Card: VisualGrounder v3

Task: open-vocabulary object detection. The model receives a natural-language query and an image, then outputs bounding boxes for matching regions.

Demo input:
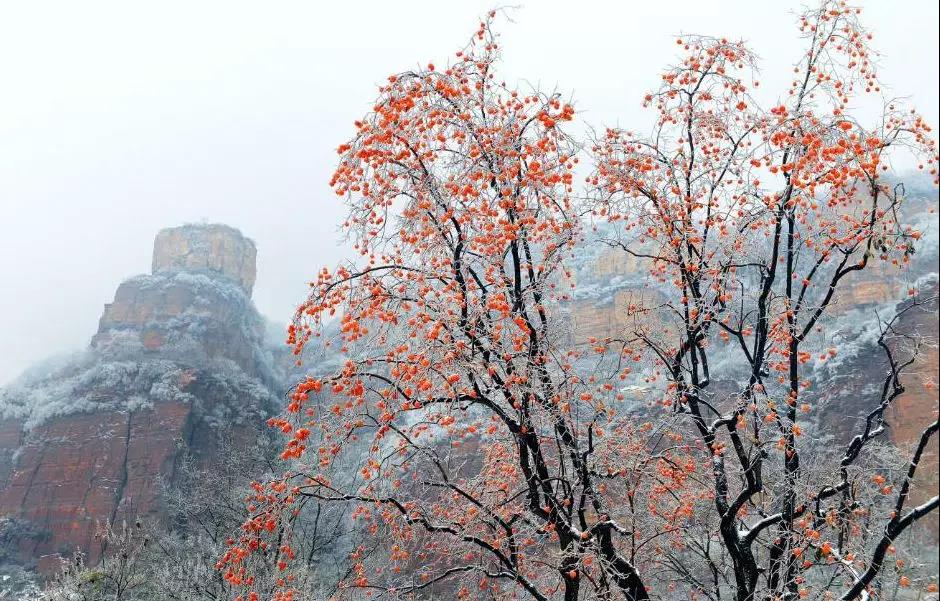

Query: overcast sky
[1,0,937,384]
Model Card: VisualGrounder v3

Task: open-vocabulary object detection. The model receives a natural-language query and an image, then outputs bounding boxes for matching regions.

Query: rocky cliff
[0,225,282,577]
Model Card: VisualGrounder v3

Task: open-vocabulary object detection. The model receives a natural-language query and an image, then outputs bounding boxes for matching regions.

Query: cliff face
[0,225,280,574]
[562,186,939,508]
[0,406,189,572]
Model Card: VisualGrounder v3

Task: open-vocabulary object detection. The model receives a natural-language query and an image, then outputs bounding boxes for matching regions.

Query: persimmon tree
[217,3,938,601]
[220,12,674,601]
[588,1,938,599]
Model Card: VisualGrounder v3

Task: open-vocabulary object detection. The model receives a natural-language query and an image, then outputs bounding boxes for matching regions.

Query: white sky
[1,0,937,384]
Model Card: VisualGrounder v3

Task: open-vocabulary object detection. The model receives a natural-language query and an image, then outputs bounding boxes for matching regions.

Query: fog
[1,0,937,384]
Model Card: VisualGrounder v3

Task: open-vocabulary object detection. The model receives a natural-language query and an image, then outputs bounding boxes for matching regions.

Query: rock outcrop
[151,224,257,296]
[0,225,280,576]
